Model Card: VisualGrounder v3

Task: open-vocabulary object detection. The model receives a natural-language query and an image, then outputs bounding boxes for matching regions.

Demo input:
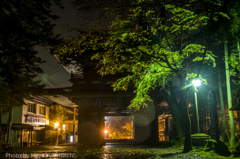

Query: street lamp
[192,79,201,133]
[62,124,66,131]
[104,130,108,139]
[54,122,59,128]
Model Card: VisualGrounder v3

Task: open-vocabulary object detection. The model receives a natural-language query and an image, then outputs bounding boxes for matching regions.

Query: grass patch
[194,149,234,158]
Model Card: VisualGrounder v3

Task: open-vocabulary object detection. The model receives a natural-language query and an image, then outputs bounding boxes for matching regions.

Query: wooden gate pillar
[77,98,104,145]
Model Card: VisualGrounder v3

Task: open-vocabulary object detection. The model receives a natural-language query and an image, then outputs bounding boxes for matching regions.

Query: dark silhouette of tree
[0,0,62,149]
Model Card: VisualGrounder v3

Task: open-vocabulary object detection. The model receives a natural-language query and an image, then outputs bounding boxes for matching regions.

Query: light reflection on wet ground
[1,144,168,159]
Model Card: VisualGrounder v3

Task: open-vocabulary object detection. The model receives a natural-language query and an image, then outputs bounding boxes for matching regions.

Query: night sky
[35,0,78,88]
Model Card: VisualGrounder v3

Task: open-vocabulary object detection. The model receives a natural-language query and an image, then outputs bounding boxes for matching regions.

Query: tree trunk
[166,92,184,145]
[181,74,192,152]
[218,66,227,142]
[224,41,235,147]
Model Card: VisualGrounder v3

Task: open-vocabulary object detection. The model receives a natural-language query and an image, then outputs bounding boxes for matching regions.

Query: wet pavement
[0,143,211,159]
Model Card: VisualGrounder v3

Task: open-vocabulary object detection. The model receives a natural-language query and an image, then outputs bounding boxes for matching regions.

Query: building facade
[2,96,56,147]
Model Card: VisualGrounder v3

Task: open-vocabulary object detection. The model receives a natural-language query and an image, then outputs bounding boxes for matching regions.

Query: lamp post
[192,79,201,133]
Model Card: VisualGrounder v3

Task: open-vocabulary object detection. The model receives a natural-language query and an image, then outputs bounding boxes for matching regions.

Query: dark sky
[35,0,78,88]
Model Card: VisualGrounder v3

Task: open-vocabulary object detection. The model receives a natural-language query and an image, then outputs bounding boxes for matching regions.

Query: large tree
[0,0,62,149]
[55,0,232,152]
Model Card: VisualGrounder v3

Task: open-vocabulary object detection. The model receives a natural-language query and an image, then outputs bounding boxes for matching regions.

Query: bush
[170,139,182,147]
[214,140,231,157]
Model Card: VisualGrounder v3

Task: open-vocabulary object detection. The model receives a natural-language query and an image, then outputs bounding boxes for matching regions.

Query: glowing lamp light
[54,122,59,128]
[104,130,108,134]
[192,79,201,87]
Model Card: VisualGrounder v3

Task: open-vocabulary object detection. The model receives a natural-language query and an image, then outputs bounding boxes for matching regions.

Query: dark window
[39,106,45,115]
[27,103,36,113]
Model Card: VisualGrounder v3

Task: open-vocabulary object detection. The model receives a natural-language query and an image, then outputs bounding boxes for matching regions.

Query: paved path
[0,144,220,158]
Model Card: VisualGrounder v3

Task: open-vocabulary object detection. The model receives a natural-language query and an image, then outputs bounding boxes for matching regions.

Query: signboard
[27,118,46,124]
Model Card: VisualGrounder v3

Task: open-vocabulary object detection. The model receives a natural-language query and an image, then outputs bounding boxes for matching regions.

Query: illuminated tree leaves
[55,0,223,110]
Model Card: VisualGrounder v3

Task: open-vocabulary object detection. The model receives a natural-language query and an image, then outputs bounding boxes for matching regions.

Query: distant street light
[104,129,108,139]
[54,122,59,128]
[62,124,66,131]
[192,79,201,133]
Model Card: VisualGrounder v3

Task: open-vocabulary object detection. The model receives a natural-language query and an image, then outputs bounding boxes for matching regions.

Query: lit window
[70,136,73,142]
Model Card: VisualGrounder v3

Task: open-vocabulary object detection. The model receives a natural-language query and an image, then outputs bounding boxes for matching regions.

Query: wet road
[1,144,206,159]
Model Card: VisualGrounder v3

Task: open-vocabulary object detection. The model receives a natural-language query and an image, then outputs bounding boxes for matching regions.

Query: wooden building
[2,96,56,147]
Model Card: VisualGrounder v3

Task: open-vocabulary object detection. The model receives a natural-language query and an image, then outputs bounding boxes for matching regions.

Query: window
[27,103,36,113]
[70,136,73,142]
[39,106,45,115]
[68,123,73,131]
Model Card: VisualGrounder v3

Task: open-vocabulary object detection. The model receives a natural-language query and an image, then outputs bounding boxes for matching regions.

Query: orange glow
[104,130,108,134]
[54,122,59,128]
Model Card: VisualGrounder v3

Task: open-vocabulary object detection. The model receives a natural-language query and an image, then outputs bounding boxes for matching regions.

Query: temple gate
[45,60,162,145]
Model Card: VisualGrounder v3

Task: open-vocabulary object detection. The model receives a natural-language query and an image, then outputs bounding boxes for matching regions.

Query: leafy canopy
[56,0,222,109]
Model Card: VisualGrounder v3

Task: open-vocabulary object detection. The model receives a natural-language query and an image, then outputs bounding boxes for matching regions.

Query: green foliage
[55,1,237,152]
[56,0,218,110]
[191,133,210,137]
[170,139,182,147]
[229,50,240,78]
[223,1,240,81]
[203,139,216,151]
